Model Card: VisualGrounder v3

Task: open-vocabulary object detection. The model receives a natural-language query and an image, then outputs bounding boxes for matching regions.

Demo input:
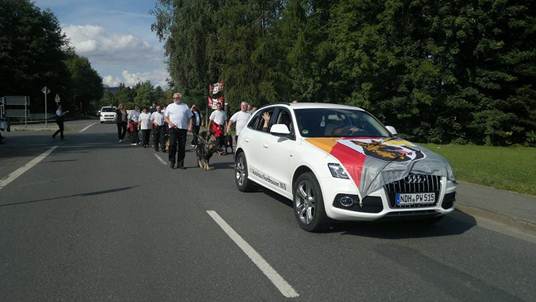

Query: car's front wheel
[293,172,330,232]
[235,151,255,192]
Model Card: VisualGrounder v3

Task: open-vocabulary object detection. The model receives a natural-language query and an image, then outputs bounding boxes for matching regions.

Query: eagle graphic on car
[350,139,425,162]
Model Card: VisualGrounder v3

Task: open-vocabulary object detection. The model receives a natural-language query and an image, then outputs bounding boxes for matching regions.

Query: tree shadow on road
[0,185,138,208]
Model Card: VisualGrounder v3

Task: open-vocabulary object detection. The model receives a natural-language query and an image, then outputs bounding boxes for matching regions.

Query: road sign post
[42,86,50,127]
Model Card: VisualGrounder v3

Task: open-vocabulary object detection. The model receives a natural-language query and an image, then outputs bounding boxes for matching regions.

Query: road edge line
[0,146,58,190]
[154,153,167,165]
[206,210,299,298]
[79,122,97,133]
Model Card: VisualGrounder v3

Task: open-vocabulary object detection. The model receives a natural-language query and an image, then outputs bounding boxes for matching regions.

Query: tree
[0,0,70,113]
[64,52,103,115]
[153,0,536,145]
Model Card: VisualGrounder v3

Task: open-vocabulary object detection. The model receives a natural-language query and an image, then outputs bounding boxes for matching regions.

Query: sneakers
[177,160,185,169]
[119,139,123,143]
[131,143,137,146]
[169,161,175,169]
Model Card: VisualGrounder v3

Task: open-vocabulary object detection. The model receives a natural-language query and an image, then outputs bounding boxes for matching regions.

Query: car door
[240,107,275,185]
[262,107,298,195]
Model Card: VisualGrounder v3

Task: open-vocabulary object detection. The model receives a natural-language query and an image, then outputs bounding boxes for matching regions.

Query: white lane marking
[0,146,58,190]
[154,153,167,165]
[79,122,97,133]
[206,210,299,298]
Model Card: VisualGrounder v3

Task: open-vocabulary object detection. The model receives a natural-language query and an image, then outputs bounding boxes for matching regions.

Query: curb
[456,204,536,236]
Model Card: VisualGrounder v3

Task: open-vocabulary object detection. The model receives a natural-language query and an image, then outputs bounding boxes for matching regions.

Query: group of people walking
[116,92,251,170]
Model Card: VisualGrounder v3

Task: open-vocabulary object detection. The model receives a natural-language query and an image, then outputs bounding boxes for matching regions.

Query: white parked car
[234,103,456,232]
[99,106,116,123]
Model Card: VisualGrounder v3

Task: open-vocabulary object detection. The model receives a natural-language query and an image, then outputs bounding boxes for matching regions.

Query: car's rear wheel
[293,172,330,232]
[235,151,255,192]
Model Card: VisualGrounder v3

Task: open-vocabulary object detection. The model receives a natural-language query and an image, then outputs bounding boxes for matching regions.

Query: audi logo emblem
[406,174,427,183]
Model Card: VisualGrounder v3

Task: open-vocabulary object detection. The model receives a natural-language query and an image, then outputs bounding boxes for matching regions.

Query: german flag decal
[306,137,425,188]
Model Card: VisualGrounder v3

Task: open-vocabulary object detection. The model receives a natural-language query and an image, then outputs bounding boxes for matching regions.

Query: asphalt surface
[1,122,535,302]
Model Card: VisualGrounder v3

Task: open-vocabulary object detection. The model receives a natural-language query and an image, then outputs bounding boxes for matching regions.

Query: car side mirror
[386,125,398,135]
[270,124,291,137]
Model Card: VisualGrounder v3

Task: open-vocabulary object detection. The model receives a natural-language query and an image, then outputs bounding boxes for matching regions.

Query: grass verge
[424,144,536,196]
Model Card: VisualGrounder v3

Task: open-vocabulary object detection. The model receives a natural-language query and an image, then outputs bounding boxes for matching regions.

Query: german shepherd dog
[196,131,219,170]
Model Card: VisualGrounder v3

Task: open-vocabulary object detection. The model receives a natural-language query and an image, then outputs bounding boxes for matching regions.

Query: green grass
[424,144,536,196]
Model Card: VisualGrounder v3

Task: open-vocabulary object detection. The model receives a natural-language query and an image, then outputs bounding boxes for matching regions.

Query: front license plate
[395,193,435,206]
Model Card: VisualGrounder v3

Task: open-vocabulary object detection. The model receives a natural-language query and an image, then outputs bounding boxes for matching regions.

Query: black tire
[235,151,255,192]
[293,172,330,232]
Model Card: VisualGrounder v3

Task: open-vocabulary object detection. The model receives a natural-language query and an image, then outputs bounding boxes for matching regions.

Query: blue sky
[33,0,168,87]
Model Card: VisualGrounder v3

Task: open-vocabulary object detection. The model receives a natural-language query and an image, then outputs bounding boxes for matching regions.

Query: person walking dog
[164,92,192,169]
[190,104,202,147]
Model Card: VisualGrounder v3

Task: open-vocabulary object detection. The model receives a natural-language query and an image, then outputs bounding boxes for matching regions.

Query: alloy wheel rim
[235,156,246,186]
[295,180,315,225]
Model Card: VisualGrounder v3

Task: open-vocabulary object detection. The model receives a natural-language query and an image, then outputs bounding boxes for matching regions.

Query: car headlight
[328,163,349,179]
[446,164,456,183]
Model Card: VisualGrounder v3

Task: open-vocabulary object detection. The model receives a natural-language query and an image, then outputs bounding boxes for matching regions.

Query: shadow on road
[0,185,138,208]
[333,211,476,238]
[261,188,476,238]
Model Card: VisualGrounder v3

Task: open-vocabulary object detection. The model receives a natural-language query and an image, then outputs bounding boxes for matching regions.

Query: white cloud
[63,24,169,87]
[63,24,163,63]
[103,70,168,88]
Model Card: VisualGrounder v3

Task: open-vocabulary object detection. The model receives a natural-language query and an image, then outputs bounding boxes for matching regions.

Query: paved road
[1,122,535,302]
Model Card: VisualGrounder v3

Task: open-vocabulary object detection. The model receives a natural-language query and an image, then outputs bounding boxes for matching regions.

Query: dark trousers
[53,120,64,139]
[141,129,151,146]
[130,129,139,144]
[117,122,127,140]
[152,126,165,151]
[191,125,200,145]
[168,128,187,164]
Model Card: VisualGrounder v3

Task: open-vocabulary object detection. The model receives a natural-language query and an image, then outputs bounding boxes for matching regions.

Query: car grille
[384,174,441,208]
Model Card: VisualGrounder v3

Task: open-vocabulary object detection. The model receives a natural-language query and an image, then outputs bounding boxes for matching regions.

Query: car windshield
[101,108,115,112]
[294,108,391,138]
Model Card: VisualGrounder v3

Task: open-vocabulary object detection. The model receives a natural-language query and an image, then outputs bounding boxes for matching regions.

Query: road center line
[79,122,97,133]
[0,146,58,190]
[154,153,167,165]
[206,210,299,298]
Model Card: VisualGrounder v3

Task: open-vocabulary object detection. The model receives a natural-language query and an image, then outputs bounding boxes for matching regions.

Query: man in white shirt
[164,92,193,169]
[227,101,251,144]
[209,102,227,153]
[138,107,152,148]
[151,105,165,152]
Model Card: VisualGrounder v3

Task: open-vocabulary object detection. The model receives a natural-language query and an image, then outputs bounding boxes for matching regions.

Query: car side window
[274,109,294,134]
[247,111,262,130]
[248,108,275,132]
